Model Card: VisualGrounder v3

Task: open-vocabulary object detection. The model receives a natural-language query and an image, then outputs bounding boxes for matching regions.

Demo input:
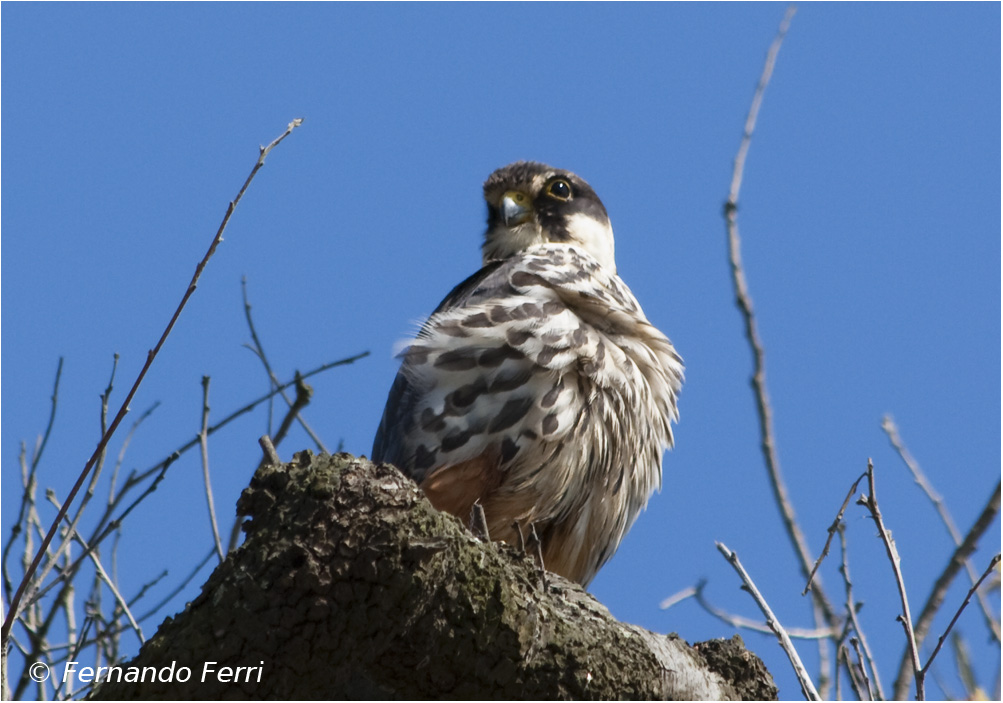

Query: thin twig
[838,525,884,700]
[723,2,837,626]
[242,277,329,453]
[22,358,362,612]
[227,379,313,551]
[270,374,312,449]
[53,616,94,700]
[258,435,281,466]
[724,8,838,696]
[659,586,697,611]
[883,414,1000,643]
[716,542,820,700]
[921,554,1001,679]
[136,548,217,624]
[127,570,169,608]
[40,357,120,594]
[803,471,866,595]
[130,352,364,489]
[949,631,978,699]
[3,446,40,604]
[21,459,173,613]
[1,119,304,645]
[3,361,63,601]
[859,459,923,699]
[684,580,835,640]
[199,376,225,563]
[31,357,64,473]
[45,493,145,644]
[15,362,121,695]
[849,638,874,701]
[891,480,1001,700]
[108,401,160,506]
[836,643,866,701]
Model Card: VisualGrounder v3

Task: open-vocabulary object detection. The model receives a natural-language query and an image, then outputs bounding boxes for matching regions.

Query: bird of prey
[372,161,683,586]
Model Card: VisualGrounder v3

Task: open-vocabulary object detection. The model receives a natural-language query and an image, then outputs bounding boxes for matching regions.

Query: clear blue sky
[3,3,999,698]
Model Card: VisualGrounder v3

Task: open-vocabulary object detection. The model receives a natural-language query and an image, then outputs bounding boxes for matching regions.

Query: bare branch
[199,376,225,563]
[716,542,820,701]
[1,119,304,645]
[836,643,867,701]
[803,471,866,595]
[838,525,884,700]
[727,5,797,205]
[227,379,314,551]
[136,548,216,625]
[129,352,365,490]
[848,638,874,701]
[669,580,835,640]
[892,480,1001,700]
[31,357,64,473]
[659,585,697,611]
[921,554,1001,678]
[45,493,145,645]
[722,6,838,635]
[883,414,1000,643]
[258,435,282,467]
[241,277,329,453]
[108,401,160,506]
[859,459,922,699]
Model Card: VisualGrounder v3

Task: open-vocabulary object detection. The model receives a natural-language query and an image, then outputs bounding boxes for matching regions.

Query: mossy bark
[90,452,777,700]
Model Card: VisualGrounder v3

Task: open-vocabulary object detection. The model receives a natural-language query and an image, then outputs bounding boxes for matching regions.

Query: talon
[469,500,490,542]
[512,520,526,554]
[527,523,548,590]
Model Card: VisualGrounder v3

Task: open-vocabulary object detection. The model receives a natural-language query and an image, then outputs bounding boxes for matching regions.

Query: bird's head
[482,161,616,272]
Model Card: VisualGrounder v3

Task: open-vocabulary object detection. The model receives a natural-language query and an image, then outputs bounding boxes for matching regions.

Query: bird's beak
[501,190,532,227]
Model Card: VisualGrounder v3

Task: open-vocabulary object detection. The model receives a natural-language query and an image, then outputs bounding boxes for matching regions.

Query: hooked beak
[501,190,532,227]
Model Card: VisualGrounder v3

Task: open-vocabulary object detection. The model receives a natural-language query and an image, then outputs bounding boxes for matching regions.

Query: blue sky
[3,3,999,698]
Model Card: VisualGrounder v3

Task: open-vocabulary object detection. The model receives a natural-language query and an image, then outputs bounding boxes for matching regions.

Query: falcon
[372,161,683,586]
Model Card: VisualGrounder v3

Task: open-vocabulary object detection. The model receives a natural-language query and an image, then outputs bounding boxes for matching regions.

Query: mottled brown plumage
[373,162,683,585]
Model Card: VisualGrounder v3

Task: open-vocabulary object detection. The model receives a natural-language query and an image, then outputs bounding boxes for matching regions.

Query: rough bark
[90,452,777,700]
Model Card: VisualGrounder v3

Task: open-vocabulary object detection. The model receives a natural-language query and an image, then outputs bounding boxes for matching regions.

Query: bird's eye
[546,179,572,201]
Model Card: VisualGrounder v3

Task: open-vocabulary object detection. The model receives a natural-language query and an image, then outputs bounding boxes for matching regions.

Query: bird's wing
[370,252,590,482]
[371,260,507,470]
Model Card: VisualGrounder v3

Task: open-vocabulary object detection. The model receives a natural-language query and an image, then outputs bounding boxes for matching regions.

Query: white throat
[565,212,616,272]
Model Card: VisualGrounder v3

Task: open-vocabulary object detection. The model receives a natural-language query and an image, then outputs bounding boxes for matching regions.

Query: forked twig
[1,118,304,644]
[716,542,820,701]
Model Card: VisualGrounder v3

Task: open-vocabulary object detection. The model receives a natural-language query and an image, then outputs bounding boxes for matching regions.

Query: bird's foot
[469,500,490,542]
[526,523,548,590]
